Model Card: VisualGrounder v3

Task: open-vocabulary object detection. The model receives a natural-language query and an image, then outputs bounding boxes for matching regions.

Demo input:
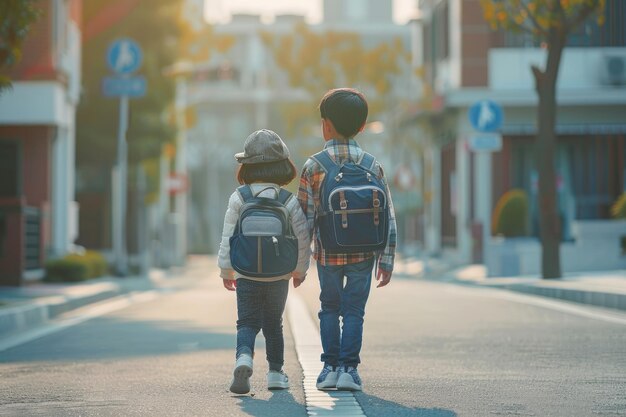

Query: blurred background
[0,0,625,285]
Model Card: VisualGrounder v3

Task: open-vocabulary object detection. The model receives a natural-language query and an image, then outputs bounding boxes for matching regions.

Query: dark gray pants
[236,278,289,371]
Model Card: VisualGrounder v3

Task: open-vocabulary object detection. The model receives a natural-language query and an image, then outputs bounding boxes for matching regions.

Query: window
[0,141,19,198]
[597,0,626,46]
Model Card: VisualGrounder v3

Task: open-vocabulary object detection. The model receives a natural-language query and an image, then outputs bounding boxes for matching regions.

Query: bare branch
[517,21,541,36]
[531,64,544,83]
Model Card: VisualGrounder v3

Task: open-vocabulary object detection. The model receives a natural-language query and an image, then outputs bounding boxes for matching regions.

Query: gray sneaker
[267,370,289,390]
[336,366,362,391]
[316,364,339,390]
[230,353,253,394]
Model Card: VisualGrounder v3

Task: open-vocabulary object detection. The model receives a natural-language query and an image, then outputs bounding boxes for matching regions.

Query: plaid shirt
[297,139,397,272]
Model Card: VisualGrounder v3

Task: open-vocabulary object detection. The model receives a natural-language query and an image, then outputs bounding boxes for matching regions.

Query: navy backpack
[229,185,298,278]
[312,150,390,254]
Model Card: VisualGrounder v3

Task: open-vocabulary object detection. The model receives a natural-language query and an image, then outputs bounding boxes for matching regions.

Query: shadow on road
[355,392,458,417]
[0,316,237,363]
[234,389,457,417]
[236,390,307,417]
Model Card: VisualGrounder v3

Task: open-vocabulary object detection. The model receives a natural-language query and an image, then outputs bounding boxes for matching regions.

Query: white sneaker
[267,370,289,390]
[336,366,363,391]
[230,353,253,394]
[316,364,339,390]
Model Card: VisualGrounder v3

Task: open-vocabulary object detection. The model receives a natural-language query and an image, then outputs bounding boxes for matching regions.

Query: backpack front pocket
[230,234,298,278]
[323,185,388,252]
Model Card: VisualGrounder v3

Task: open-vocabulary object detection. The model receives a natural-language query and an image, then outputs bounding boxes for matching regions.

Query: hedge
[44,250,109,283]
[492,189,529,237]
[611,192,626,219]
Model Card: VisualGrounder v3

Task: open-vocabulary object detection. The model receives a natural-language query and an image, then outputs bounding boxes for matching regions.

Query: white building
[185,1,413,253]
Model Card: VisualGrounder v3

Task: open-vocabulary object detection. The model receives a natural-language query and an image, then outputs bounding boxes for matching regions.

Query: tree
[77,0,237,169]
[77,0,184,169]
[0,0,41,90]
[480,0,606,279]
[260,23,410,140]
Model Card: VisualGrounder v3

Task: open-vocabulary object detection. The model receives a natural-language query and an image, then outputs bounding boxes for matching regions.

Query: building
[0,0,82,285]
[408,0,626,273]
[185,1,413,253]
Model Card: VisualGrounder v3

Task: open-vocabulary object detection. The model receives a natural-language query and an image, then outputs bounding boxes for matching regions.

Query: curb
[427,270,626,312]
[480,282,626,312]
[0,277,156,341]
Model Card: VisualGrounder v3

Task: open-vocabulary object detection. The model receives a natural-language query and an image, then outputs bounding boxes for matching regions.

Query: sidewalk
[0,270,171,341]
[395,255,626,312]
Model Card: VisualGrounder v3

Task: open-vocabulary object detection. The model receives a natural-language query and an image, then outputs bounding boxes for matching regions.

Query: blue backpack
[229,185,298,278]
[312,150,390,254]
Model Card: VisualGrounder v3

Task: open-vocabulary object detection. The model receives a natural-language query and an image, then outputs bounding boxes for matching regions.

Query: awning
[502,123,626,135]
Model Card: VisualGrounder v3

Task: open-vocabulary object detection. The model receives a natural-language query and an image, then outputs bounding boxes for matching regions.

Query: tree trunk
[533,31,565,279]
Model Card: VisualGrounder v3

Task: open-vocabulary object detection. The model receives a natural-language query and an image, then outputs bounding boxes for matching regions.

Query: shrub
[45,258,89,282]
[86,250,108,277]
[82,250,108,278]
[610,192,626,219]
[611,193,626,254]
[492,189,529,237]
[44,250,109,282]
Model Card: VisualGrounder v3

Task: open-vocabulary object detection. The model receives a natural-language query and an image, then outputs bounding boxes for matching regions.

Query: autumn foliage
[480,0,605,35]
[261,23,410,136]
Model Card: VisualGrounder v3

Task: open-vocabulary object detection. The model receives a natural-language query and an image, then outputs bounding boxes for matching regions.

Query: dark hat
[234,129,290,164]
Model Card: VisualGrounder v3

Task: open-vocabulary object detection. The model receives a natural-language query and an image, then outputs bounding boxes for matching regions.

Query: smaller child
[218,129,311,395]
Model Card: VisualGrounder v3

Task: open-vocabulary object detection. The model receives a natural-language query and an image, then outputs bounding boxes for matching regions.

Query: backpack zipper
[272,236,280,256]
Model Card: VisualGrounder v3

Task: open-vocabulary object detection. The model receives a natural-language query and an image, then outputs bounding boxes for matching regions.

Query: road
[1,257,625,417]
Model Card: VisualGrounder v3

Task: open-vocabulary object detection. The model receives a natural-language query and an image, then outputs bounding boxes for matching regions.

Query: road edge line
[287,292,366,417]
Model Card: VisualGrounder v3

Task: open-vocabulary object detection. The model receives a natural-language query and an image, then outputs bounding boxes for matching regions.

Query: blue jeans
[317,258,374,368]
[236,278,289,371]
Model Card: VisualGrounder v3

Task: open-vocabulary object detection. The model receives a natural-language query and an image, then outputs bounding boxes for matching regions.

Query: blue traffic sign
[107,39,143,75]
[468,100,503,132]
[102,76,146,97]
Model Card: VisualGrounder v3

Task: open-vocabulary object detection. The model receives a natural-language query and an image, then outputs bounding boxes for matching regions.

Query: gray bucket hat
[234,129,290,164]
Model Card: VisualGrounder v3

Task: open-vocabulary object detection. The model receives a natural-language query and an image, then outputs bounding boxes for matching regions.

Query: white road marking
[0,291,160,353]
[287,292,366,417]
[441,283,626,325]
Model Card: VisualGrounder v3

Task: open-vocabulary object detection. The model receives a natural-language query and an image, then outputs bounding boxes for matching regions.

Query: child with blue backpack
[297,88,397,391]
[218,129,311,395]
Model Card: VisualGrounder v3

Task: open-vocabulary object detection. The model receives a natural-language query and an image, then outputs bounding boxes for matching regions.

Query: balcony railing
[24,207,42,271]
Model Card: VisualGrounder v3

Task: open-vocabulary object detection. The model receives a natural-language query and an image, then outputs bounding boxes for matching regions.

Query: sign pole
[105,38,144,276]
[468,99,504,263]
[114,95,129,275]
[474,151,492,261]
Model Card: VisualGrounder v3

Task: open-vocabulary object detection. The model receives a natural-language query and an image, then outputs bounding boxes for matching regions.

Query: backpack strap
[239,185,290,202]
[277,188,293,205]
[253,186,280,198]
[311,150,337,174]
[358,152,377,171]
[237,185,254,202]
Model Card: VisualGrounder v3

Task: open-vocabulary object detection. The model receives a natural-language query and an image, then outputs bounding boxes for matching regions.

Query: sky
[204,0,417,25]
